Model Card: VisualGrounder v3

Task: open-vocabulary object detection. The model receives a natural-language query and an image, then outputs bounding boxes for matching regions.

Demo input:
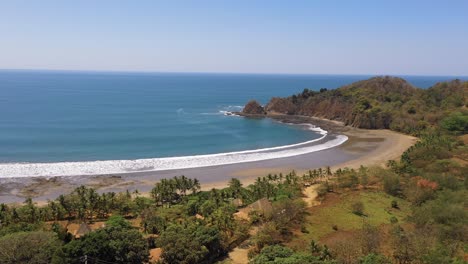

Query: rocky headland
[238,76,467,134]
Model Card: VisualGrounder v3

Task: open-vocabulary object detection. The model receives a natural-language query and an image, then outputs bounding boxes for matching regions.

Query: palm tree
[97,193,109,218]
[335,168,343,177]
[174,175,190,196]
[228,178,243,199]
[163,179,177,206]
[58,194,72,219]
[86,188,99,220]
[210,188,221,207]
[191,178,201,194]
[267,174,273,182]
[48,200,63,221]
[23,198,37,223]
[108,192,116,210]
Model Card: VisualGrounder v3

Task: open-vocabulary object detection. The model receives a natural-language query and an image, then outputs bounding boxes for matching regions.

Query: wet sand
[0,117,417,204]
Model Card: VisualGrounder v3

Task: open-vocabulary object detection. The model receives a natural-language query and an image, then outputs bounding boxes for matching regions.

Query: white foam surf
[0,124,347,178]
[201,105,243,116]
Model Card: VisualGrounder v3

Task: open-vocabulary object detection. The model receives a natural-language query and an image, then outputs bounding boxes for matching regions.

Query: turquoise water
[0,70,464,163]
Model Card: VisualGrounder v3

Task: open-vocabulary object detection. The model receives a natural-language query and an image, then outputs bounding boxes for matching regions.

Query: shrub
[440,111,468,133]
[250,245,319,264]
[411,190,467,241]
[0,231,62,264]
[351,201,365,216]
[105,215,131,228]
[253,223,283,250]
[360,253,392,264]
[383,173,401,196]
[310,240,322,254]
[316,182,331,197]
[157,223,223,264]
[56,226,149,264]
[338,174,359,189]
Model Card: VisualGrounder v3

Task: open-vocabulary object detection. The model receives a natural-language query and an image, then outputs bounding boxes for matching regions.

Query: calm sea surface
[0,71,464,163]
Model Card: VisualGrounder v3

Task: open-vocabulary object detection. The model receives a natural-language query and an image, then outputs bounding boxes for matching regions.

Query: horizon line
[0,68,467,78]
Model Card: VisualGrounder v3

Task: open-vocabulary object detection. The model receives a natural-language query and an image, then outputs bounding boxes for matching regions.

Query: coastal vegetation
[242,76,467,135]
[0,76,466,263]
[0,173,308,263]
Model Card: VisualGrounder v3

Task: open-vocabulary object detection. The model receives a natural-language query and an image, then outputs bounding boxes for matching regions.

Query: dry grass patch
[286,190,410,251]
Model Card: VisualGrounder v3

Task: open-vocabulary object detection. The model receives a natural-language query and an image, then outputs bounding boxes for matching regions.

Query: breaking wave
[200,105,244,116]
[0,124,347,178]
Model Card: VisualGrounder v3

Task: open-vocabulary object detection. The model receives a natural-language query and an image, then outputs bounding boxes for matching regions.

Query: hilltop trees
[440,111,468,133]
[157,223,223,264]
[141,208,167,235]
[55,224,148,264]
[411,190,467,241]
[0,231,62,264]
[252,77,467,135]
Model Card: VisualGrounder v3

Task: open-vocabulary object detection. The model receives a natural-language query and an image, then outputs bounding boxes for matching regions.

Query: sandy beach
[230,127,417,183]
[0,117,417,204]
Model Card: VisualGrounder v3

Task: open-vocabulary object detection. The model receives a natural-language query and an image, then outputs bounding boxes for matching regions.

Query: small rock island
[239,100,266,116]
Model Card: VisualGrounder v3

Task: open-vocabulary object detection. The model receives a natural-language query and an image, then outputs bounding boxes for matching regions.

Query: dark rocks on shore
[242,100,266,115]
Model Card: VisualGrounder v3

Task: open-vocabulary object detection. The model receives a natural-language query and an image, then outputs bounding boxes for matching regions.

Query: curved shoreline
[0,124,348,178]
[0,116,418,204]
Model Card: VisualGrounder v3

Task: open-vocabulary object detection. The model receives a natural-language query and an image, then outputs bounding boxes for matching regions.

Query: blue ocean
[0,70,464,164]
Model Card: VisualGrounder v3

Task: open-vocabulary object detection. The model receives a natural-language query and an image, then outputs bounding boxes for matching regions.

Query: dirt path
[227,186,321,263]
[228,247,250,264]
[302,184,321,207]
[227,226,259,263]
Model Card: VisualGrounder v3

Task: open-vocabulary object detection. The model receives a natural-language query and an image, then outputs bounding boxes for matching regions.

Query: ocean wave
[0,124,347,178]
[219,110,241,116]
[200,105,243,116]
[224,105,243,111]
[199,112,220,115]
[199,110,239,116]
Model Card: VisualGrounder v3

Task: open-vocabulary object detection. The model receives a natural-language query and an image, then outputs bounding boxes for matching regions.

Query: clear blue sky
[1,1,467,75]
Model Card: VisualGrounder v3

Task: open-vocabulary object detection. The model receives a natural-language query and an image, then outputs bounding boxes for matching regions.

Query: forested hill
[242,76,467,134]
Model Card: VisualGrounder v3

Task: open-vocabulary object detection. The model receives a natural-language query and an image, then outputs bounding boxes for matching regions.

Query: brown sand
[332,128,417,170]
[205,128,417,190]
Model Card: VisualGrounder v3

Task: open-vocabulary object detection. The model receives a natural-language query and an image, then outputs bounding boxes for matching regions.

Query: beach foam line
[0,125,347,178]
